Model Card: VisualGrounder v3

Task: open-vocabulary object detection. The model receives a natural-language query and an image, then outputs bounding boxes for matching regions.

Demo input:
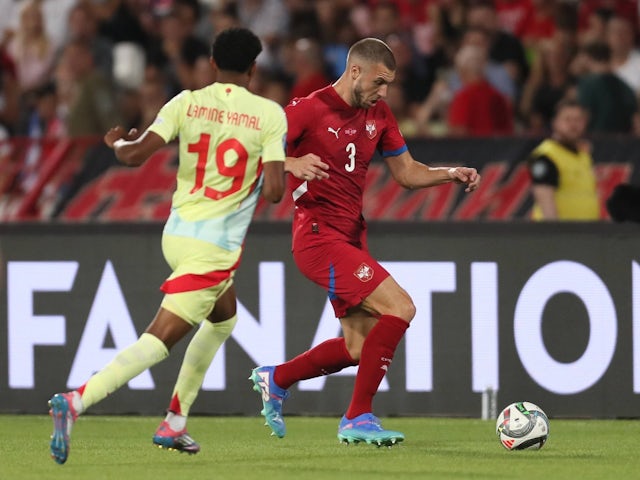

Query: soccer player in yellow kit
[48,28,288,464]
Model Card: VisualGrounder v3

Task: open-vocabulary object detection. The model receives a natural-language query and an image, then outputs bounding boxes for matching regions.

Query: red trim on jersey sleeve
[160,258,241,294]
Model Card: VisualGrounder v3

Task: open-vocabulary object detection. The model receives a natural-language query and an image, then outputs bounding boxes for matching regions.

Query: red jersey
[285,85,407,239]
[495,0,535,38]
[448,80,514,136]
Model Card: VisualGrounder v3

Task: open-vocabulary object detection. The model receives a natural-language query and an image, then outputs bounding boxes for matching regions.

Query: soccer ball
[496,401,549,450]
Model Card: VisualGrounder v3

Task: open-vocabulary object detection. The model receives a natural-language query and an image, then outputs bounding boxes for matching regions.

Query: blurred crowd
[0,0,639,143]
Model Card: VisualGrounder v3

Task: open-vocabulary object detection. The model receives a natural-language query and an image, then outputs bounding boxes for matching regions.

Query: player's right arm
[285,154,329,181]
[104,127,166,167]
[105,91,184,166]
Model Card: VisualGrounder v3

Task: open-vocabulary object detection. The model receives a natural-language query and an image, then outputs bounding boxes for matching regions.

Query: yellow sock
[168,316,237,416]
[81,333,169,410]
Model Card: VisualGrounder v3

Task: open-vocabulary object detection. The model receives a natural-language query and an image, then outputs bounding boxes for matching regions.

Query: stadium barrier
[0,136,638,221]
[1,221,639,418]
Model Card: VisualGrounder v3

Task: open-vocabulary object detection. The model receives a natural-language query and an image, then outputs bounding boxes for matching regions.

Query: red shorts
[292,214,390,318]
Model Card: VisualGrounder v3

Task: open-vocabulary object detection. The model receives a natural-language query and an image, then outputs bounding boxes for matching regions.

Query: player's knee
[388,295,416,323]
[377,296,415,323]
[391,297,416,323]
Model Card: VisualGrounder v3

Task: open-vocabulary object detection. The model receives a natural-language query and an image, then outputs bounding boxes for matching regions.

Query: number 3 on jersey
[345,142,356,172]
[188,133,248,200]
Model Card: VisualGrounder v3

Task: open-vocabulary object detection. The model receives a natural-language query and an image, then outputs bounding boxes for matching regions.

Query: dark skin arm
[104,126,166,166]
[261,161,285,203]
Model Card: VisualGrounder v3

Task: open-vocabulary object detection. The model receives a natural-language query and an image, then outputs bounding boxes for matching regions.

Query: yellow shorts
[159,234,241,326]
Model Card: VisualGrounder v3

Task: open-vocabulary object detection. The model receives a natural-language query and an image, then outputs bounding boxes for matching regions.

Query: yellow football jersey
[148,82,286,250]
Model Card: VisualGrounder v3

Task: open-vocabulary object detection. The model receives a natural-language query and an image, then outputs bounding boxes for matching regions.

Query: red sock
[168,393,182,415]
[345,315,408,419]
[274,338,356,389]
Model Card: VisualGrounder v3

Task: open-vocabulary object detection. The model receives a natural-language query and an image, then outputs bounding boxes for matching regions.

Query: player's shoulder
[285,86,331,112]
[367,100,398,128]
[249,94,287,127]
[167,89,192,102]
[249,90,285,112]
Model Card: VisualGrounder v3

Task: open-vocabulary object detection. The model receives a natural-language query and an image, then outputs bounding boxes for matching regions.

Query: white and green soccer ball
[496,401,549,451]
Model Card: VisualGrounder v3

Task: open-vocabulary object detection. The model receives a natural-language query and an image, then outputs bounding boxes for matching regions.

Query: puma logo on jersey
[327,127,341,138]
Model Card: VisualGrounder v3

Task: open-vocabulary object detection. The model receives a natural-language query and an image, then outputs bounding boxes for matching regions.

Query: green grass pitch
[2,415,639,480]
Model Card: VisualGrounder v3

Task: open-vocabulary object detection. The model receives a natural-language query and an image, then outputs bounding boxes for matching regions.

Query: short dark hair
[554,98,585,116]
[583,42,611,63]
[211,28,262,73]
[348,38,396,71]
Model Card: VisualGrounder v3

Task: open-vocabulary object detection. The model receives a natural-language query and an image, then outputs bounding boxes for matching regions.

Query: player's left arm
[262,161,285,203]
[384,150,481,193]
[260,102,288,202]
[104,126,166,167]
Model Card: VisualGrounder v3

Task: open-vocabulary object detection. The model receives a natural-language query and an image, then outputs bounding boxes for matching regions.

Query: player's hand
[448,167,481,193]
[286,154,330,181]
[104,126,138,148]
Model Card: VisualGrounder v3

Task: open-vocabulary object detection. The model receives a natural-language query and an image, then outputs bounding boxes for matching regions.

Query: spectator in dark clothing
[94,0,150,47]
[385,33,443,107]
[520,37,575,134]
[577,42,638,134]
[56,39,121,137]
[66,2,114,81]
[146,10,209,96]
[466,1,529,88]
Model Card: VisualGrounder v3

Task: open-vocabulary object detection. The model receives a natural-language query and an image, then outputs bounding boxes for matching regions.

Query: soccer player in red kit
[251,38,481,446]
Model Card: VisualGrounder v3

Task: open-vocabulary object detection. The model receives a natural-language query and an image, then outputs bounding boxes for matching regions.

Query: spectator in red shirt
[494,0,535,39]
[521,0,557,48]
[578,0,637,39]
[365,0,432,29]
[0,48,18,132]
[287,37,330,101]
[447,44,514,136]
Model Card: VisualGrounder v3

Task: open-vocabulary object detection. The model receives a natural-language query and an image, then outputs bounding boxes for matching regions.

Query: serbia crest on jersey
[285,86,407,238]
[365,120,377,139]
